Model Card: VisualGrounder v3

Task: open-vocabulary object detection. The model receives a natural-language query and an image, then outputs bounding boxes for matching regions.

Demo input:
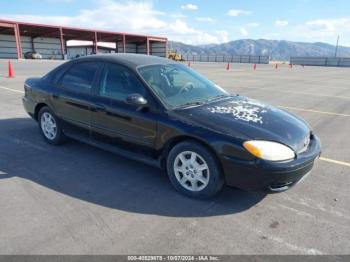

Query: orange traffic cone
[226,63,230,70]
[253,64,257,70]
[8,60,15,78]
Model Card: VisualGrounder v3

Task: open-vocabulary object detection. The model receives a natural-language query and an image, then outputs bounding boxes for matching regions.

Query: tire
[166,141,224,199]
[38,106,65,145]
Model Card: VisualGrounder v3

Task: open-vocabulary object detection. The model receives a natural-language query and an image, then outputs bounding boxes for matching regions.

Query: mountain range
[168,39,350,61]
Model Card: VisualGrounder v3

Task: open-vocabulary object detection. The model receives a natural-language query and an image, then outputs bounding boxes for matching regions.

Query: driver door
[90,62,158,148]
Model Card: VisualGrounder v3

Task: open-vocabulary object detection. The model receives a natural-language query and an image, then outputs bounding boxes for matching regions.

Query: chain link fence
[182,54,269,64]
[290,57,350,67]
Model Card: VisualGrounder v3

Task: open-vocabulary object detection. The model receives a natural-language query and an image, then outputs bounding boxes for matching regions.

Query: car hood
[173,96,311,152]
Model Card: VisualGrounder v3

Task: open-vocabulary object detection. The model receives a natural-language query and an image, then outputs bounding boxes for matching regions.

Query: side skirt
[64,132,162,169]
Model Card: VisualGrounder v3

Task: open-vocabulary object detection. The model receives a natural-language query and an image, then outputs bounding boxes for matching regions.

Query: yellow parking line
[279,106,350,117]
[1,84,349,169]
[288,91,350,100]
[320,157,350,168]
[0,85,24,94]
[240,86,350,100]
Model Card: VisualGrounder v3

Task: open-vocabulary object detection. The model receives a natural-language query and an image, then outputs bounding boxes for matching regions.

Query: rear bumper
[221,134,321,192]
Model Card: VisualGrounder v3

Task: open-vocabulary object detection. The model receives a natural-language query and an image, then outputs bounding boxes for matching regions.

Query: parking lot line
[241,86,350,100]
[1,85,349,170]
[279,106,350,117]
[0,85,24,94]
[320,157,350,168]
[283,91,350,100]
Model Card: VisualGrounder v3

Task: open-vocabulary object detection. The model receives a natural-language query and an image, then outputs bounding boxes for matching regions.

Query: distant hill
[169,39,350,61]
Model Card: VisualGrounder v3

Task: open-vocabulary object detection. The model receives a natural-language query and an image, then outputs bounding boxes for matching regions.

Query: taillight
[24,84,31,96]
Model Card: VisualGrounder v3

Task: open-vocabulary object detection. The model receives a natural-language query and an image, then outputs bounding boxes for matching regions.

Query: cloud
[227,9,251,17]
[195,17,216,23]
[1,0,230,45]
[45,0,74,2]
[282,17,350,40]
[168,20,228,44]
[216,30,229,43]
[3,0,167,31]
[171,13,187,19]
[169,19,195,34]
[240,27,249,36]
[275,20,288,27]
[246,22,259,27]
[303,18,350,37]
[181,4,198,10]
[264,17,350,46]
[237,23,258,37]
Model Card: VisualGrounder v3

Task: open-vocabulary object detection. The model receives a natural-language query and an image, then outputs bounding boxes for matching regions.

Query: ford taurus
[22,54,321,198]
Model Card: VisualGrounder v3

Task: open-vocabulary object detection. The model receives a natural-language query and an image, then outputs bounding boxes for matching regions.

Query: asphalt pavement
[0,59,349,254]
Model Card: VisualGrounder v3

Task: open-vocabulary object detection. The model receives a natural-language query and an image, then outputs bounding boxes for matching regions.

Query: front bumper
[221,134,321,192]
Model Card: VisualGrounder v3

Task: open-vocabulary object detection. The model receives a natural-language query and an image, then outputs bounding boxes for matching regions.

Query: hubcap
[40,112,57,140]
[173,151,210,192]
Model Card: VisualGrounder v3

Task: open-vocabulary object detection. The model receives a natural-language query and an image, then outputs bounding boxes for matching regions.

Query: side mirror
[126,93,148,110]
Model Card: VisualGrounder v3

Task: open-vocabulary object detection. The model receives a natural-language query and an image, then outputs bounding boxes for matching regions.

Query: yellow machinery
[167,50,183,61]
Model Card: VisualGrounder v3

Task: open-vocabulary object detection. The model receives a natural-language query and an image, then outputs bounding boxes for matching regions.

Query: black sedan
[22,54,321,198]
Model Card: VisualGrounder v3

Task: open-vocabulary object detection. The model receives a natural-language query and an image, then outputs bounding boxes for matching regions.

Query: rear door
[51,61,101,140]
[90,62,158,149]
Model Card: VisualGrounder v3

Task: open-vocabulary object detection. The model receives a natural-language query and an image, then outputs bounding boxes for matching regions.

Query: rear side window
[99,63,145,101]
[60,62,100,93]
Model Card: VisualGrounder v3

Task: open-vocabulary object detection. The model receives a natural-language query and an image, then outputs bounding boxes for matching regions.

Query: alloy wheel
[173,151,210,192]
[40,112,57,140]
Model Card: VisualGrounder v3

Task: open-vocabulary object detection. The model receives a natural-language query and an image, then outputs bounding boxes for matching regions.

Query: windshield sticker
[208,100,268,124]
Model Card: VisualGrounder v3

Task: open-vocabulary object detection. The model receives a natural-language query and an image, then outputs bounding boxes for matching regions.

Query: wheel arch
[34,103,48,120]
[160,135,223,172]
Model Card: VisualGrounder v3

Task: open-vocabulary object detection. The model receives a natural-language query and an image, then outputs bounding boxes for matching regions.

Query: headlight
[243,140,295,161]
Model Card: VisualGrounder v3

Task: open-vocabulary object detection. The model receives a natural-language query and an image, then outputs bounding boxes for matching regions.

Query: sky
[1,0,350,46]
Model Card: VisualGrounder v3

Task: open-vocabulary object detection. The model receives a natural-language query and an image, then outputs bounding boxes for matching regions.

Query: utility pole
[334,35,340,57]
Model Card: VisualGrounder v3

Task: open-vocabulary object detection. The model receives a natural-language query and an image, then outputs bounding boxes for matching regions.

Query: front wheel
[38,106,65,145]
[166,141,224,199]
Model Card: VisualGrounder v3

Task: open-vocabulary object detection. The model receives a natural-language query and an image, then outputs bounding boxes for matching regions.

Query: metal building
[0,19,168,59]
[67,45,116,59]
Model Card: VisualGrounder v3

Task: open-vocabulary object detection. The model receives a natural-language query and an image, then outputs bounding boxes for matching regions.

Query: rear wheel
[166,141,224,198]
[38,106,65,145]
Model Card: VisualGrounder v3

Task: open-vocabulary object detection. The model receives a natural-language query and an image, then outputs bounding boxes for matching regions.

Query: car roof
[74,53,176,69]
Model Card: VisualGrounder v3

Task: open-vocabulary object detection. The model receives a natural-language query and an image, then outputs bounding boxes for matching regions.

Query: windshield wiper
[175,95,229,109]
[176,101,205,109]
[204,94,229,103]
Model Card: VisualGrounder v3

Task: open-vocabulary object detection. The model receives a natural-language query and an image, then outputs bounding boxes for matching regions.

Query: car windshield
[138,63,229,108]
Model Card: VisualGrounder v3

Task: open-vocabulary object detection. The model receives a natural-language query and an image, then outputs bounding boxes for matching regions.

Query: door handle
[105,111,131,121]
[93,104,106,112]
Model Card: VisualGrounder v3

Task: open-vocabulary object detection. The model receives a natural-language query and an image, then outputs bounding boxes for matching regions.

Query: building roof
[68,44,116,50]
[0,19,167,42]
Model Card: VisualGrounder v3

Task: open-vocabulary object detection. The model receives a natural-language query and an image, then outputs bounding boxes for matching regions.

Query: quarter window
[61,62,100,93]
[99,63,145,101]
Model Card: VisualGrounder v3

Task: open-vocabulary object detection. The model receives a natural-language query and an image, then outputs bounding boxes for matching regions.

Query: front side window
[60,62,100,93]
[138,64,228,108]
[99,63,146,101]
